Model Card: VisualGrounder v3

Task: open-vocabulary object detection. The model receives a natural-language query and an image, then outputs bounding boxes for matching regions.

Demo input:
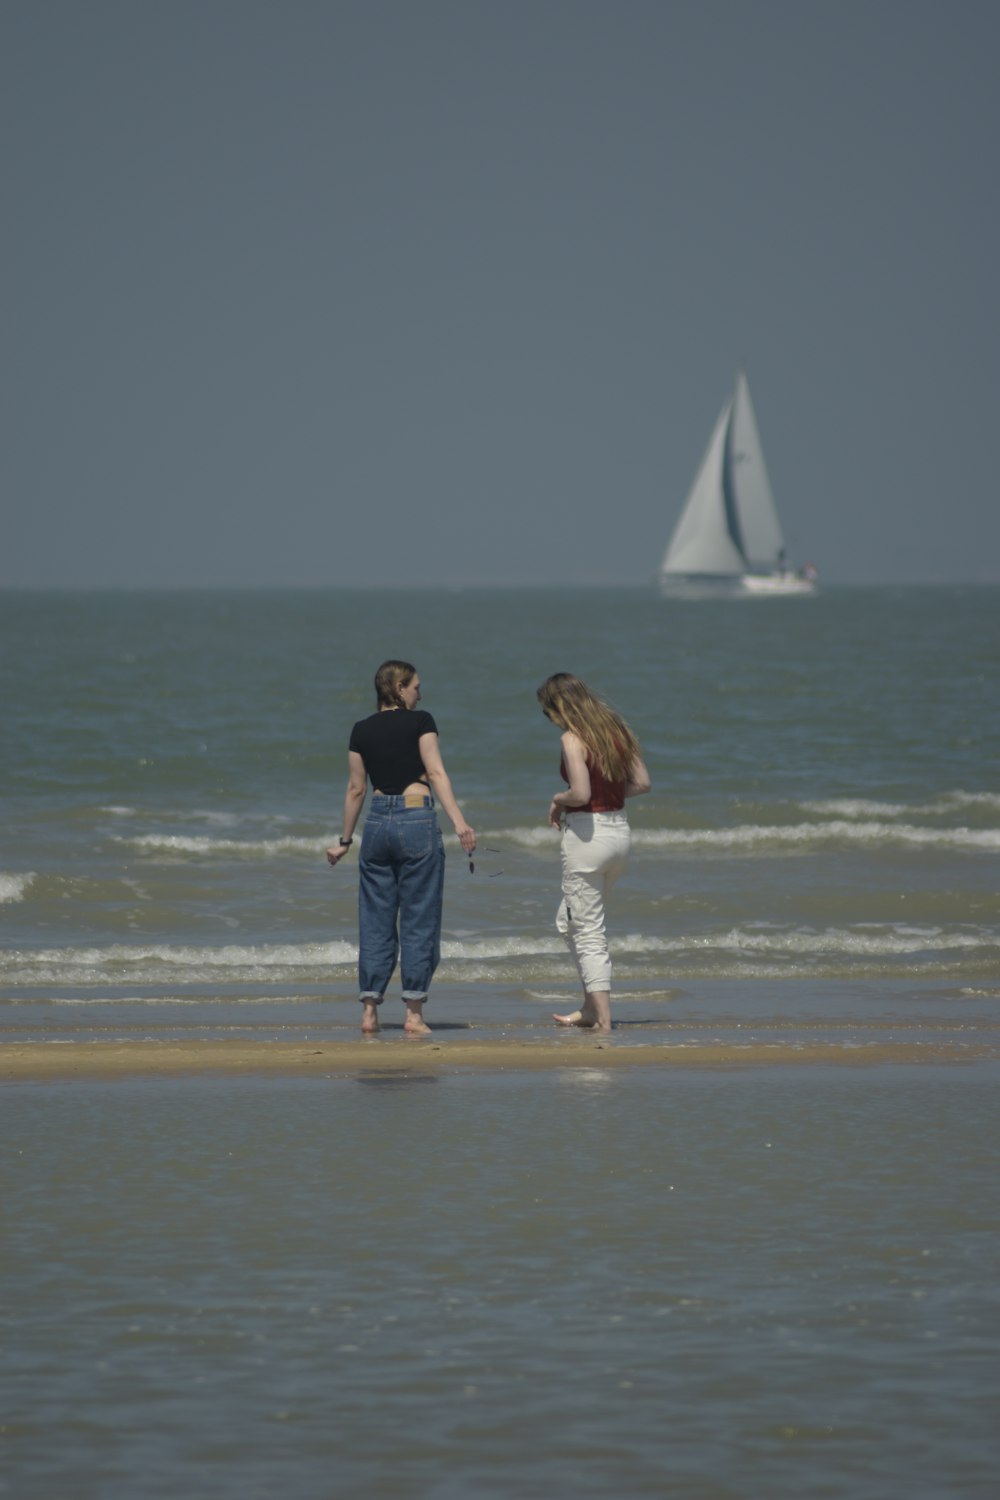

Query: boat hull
[658,571,816,598]
[658,573,747,598]
[740,573,816,596]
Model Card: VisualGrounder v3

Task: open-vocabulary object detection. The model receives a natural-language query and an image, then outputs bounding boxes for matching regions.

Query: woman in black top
[327,660,476,1034]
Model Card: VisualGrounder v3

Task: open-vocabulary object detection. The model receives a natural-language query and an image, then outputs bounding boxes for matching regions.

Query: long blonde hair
[537,673,640,782]
[374,660,417,709]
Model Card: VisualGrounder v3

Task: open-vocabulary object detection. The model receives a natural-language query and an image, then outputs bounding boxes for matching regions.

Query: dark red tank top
[559,751,626,812]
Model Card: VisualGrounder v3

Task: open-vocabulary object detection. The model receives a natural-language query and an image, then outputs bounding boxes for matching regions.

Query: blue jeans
[358,795,445,1004]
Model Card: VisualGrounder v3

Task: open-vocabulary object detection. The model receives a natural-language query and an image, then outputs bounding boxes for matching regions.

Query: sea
[2,585,999,1497]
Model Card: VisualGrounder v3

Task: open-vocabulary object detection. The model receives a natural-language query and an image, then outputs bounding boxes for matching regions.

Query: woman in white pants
[538,673,651,1032]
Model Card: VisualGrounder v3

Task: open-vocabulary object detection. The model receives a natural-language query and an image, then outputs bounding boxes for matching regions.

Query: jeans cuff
[359,992,383,1004]
[401,989,428,1002]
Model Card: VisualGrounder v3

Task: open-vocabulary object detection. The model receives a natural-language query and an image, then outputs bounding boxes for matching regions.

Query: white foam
[802,799,913,819]
[933,790,1000,811]
[686,925,993,957]
[0,872,35,903]
[599,926,994,957]
[490,826,561,849]
[4,923,993,989]
[102,806,247,826]
[115,834,326,856]
[630,822,1000,853]
[440,936,564,959]
[3,940,356,971]
[804,792,1000,819]
[497,820,1000,853]
[451,926,996,960]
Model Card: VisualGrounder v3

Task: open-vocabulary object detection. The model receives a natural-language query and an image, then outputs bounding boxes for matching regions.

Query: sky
[3,0,998,588]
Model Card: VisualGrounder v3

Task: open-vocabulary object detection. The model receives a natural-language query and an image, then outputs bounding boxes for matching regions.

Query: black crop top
[348,709,438,793]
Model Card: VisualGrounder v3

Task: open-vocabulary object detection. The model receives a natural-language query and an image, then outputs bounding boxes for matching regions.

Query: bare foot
[553,1012,611,1033]
[554,993,612,1031]
[404,1004,432,1036]
[361,1002,381,1035]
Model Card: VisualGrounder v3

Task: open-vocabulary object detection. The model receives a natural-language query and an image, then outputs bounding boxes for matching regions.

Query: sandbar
[1,1035,995,1082]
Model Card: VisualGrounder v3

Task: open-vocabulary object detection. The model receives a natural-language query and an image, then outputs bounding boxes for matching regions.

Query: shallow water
[2,586,999,1010]
[3,1067,999,1498]
[2,585,999,1495]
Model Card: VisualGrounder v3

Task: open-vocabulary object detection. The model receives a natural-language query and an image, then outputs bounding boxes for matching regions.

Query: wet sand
[2,1034,996,1081]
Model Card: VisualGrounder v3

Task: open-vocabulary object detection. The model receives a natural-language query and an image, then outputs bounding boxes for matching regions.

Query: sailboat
[658,373,816,595]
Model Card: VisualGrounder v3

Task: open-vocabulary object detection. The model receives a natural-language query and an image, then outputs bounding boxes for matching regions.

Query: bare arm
[326,751,368,866]
[419,733,477,854]
[548,731,591,827]
[624,754,651,799]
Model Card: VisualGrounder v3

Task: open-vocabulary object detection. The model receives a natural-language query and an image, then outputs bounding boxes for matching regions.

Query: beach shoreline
[3,1034,996,1081]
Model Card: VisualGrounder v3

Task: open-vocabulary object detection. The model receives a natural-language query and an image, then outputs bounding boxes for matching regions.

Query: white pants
[556,810,631,992]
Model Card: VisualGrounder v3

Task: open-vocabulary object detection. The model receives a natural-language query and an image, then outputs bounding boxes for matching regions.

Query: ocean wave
[112,808,1000,861]
[115,834,327,857]
[927,791,1000,812]
[441,936,562,959]
[659,925,995,956]
[801,799,916,819]
[803,791,1000,819]
[102,806,244,826]
[497,821,1000,853]
[3,925,994,988]
[3,940,355,970]
[117,831,500,858]
[632,822,1000,852]
[0,872,36,903]
[0,936,562,981]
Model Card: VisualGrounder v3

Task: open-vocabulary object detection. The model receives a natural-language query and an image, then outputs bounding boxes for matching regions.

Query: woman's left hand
[455,823,477,855]
[547,800,563,829]
[326,845,350,867]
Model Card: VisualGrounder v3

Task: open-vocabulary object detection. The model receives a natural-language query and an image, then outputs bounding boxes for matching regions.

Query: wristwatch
[338,836,353,847]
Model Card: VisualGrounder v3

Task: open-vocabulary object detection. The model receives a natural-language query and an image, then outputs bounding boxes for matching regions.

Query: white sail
[727,372,784,570]
[659,399,745,576]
